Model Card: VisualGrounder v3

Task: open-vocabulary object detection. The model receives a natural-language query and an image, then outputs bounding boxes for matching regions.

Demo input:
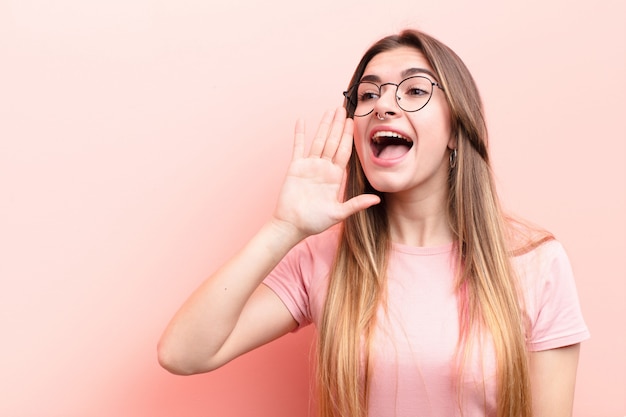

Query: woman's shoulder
[507,229,589,350]
[505,216,555,256]
[509,230,576,305]
[504,217,573,285]
[513,238,568,275]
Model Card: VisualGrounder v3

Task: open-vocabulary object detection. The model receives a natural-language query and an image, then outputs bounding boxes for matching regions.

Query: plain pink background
[1,0,624,416]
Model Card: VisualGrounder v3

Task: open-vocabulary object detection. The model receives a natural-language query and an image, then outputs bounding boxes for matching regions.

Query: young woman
[158,29,589,417]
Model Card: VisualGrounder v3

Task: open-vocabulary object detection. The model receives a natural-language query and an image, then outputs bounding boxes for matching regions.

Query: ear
[447,134,457,151]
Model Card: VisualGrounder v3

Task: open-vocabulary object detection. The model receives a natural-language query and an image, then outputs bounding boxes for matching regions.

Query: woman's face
[353,46,455,200]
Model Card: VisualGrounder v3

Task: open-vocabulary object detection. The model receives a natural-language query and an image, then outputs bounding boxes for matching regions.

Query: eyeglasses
[343,75,444,117]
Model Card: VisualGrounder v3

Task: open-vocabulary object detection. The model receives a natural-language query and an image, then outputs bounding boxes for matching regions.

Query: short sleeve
[522,241,590,351]
[262,227,339,331]
[263,240,314,329]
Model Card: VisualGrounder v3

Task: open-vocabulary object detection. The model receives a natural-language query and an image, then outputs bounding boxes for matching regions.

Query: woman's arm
[157,220,302,375]
[157,108,380,375]
[529,343,581,417]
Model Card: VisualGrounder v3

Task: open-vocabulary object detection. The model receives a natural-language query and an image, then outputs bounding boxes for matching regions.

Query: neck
[384,188,453,247]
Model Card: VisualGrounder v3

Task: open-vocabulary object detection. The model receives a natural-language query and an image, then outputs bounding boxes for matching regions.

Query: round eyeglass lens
[395,76,434,112]
[348,76,435,116]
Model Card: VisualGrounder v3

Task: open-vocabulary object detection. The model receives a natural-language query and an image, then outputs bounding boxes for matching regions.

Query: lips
[370,130,414,160]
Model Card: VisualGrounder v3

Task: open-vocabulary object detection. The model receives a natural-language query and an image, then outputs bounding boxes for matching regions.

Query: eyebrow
[360,67,439,83]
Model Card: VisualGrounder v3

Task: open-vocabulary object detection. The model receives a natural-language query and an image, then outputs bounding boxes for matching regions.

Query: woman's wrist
[264,217,308,251]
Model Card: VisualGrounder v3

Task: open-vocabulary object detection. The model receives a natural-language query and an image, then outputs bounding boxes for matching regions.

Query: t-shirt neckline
[391,240,455,255]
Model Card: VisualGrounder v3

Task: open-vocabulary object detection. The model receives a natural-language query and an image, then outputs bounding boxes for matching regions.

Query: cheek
[437,106,453,141]
[414,112,452,144]
[353,119,367,140]
[354,141,366,163]
[353,120,368,155]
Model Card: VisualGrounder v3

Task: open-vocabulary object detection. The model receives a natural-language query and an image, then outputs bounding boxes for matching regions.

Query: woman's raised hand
[158,107,380,376]
[272,107,381,240]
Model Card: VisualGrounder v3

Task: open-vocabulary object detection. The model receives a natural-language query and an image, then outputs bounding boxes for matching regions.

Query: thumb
[338,194,381,219]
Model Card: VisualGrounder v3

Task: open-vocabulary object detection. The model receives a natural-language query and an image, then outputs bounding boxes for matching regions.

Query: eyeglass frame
[342,75,445,117]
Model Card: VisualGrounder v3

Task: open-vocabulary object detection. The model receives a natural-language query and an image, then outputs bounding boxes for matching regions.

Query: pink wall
[1,1,624,416]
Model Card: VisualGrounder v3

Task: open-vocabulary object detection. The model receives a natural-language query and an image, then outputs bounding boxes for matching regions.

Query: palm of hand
[277,156,348,236]
[273,108,380,239]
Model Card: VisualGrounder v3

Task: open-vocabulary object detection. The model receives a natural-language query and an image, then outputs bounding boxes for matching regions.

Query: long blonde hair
[317,29,549,417]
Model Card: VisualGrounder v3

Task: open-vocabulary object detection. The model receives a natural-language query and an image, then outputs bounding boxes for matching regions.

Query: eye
[356,82,380,102]
[403,83,429,96]
[358,91,380,101]
[400,77,432,97]
[406,87,428,96]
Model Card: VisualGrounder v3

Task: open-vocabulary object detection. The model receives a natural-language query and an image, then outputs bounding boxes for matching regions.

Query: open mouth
[371,131,414,159]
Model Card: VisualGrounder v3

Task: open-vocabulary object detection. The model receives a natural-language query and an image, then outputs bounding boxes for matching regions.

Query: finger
[309,109,335,158]
[333,116,354,167]
[337,194,381,219]
[320,107,347,160]
[292,118,305,161]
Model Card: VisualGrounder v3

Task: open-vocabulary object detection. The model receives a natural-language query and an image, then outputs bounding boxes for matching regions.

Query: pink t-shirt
[263,226,589,417]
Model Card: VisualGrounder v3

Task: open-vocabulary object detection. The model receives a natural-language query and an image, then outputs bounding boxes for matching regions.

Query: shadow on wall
[122,327,316,417]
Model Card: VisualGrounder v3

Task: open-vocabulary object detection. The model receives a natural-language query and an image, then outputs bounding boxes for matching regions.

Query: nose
[373,83,400,118]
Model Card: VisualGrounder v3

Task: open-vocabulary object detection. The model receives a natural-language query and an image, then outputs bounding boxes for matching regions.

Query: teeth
[372,131,411,143]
